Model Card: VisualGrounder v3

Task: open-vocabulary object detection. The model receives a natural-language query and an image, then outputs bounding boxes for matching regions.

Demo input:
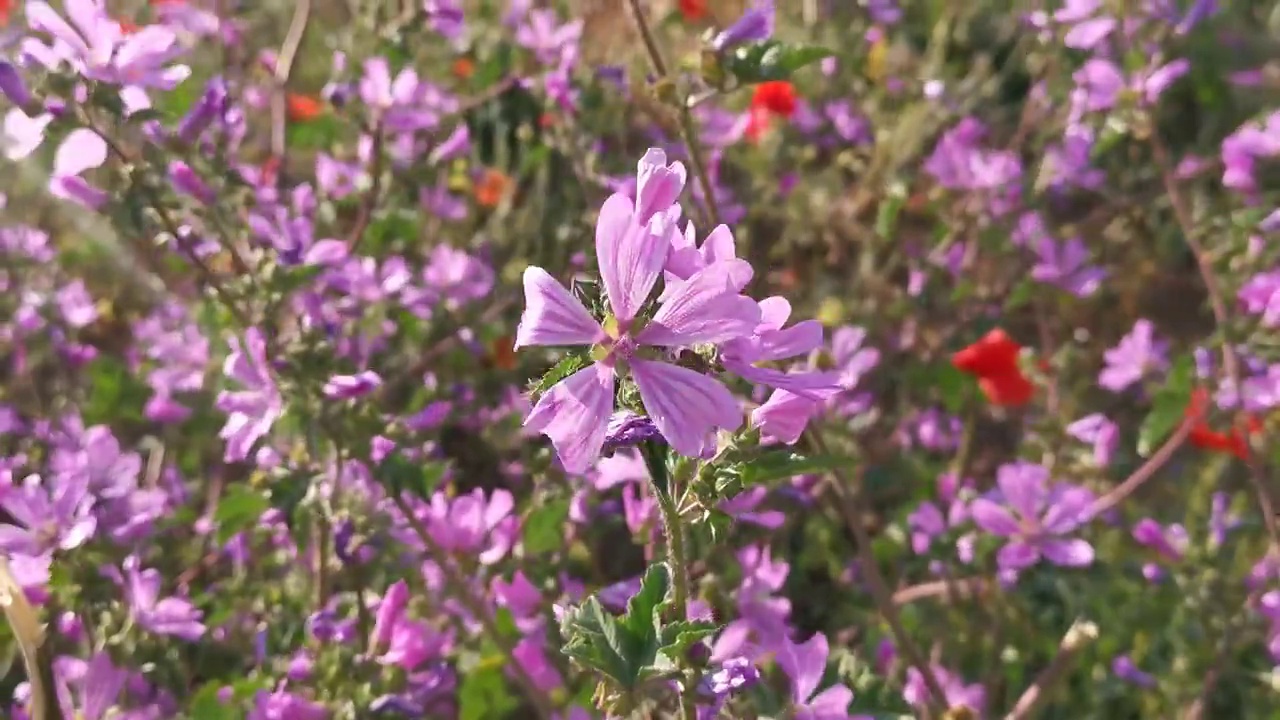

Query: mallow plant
[0,0,1275,719]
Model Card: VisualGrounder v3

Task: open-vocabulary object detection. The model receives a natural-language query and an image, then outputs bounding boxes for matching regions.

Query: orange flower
[473,169,511,208]
[286,93,324,122]
[952,329,1034,407]
[751,81,798,118]
[679,0,708,21]
[451,57,475,80]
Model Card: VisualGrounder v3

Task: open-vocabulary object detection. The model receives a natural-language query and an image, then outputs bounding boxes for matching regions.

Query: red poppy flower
[952,329,1021,378]
[1185,387,1261,459]
[751,81,798,118]
[952,329,1034,407]
[679,0,708,21]
[451,57,474,80]
[118,19,141,34]
[0,0,11,26]
[286,93,324,122]
[474,169,511,208]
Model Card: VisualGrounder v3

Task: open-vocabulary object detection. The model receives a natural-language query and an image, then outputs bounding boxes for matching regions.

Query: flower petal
[524,363,615,474]
[635,261,760,347]
[996,461,1048,520]
[1040,538,1094,567]
[53,128,108,178]
[595,193,669,324]
[997,540,1040,570]
[631,359,741,458]
[969,498,1020,536]
[635,148,686,224]
[775,632,828,706]
[514,267,604,349]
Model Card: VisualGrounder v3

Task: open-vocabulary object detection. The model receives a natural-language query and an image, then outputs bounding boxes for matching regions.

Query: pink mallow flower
[515,149,761,472]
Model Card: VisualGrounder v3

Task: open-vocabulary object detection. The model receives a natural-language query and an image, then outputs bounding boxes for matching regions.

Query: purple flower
[248,690,328,720]
[322,370,382,399]
[112,556,206,641]
[1132,519,1188,563]
[359,58,442,132]
[49,129,109,209]
[424,0,466,41]
[216,328,282,463]
[903,665,986,717]
[515,150,761,472]
[514,9,581,67]
[1066,413,1119,467]
[711,0,775,51]
[2,108,53,161]
[1239,270,1280,326]
[53,653,126,720]
[421,488,517,564]
[775,632,854,719]
[1030,237,1106,297]
[1055,0,1115,50]
[0,473,97,556]
[25,1,191,89]
[1098,319,1169,392]
[1111,655,1157,688]
[602,411,662,454]
[970,462,1096,571]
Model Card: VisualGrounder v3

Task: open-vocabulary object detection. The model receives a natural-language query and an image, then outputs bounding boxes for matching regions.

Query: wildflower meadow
[1,0,1280,718]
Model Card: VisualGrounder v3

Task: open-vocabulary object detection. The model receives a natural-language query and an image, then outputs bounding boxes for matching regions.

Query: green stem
[651,474,695,719]
[624,0,721,229]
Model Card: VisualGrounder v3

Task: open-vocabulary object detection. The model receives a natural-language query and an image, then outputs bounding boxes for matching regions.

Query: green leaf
[560,597,634,684]
[658,619,719,661]
[214,485,270,545]
[621,562,670,643]
[457,664,518,720]
[523,498,569,555]
[1137,355,1195,457]
[531,353,588,398]
[189,681,241,720]
[558,563,674,688]
[741,451,848,485]
[726,41,835,84]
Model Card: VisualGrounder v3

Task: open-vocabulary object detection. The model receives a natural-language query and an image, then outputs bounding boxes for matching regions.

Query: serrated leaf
[1137,355,1195,457]
[621,562,670,642]
[658,619,719,660]
[741,451,848,485]
[214,485,270,544]
[727,41,835,84]
[560,597,633,684]
[531,353,588,398]
[523,498,569,555]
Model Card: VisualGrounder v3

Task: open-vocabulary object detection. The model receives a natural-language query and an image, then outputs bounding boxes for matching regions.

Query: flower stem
[625,0,722,228]
[642,444,695,719]
[804,428,950,716]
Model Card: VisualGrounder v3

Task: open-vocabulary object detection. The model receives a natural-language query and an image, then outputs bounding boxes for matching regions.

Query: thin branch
[1087,418,1192,518]
[1150,135,1279,551]
[624,0,721,227]
[1004,620,1098,720]
[806,429,951,716]
[892,577,990,606]
[270,0,313,164]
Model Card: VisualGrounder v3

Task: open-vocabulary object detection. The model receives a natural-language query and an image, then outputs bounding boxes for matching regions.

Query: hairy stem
[625,0,722,228]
